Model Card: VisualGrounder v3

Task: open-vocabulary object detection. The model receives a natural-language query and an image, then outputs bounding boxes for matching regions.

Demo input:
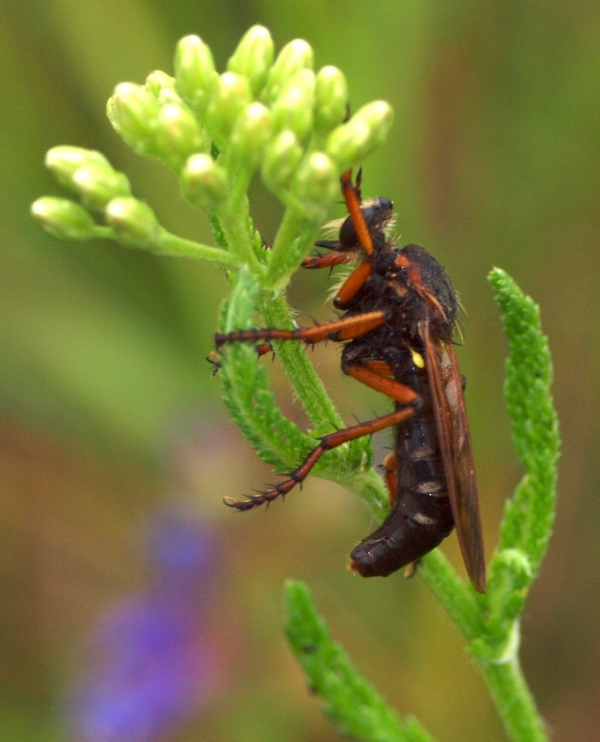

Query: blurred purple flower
[67,512,220,742]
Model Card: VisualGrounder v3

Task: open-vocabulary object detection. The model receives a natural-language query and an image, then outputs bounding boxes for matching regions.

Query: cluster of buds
[32,25,392,259]
[32,146,163,247]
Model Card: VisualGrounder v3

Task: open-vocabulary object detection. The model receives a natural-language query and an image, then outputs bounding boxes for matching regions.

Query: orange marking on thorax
[394,253,446,317]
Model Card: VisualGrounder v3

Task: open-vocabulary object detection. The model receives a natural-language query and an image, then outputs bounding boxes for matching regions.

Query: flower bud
[155,102,205,171]
[107,83,161,157]
[205,72,252,149]
[314,66,348,134]
[226,102,273,176]
[227,25,274,97]
[263,39,313,105]
[30,197,97,241]
[72,164,132,211]
[174,35,218,116]
[325,101,393,171]
[261,130,303,193]
[45,146,112,191]
[105,197,161,246]
[145,70,176,98]
[271,69,315,142]
[292,152,338,212]
[181,154,229,211]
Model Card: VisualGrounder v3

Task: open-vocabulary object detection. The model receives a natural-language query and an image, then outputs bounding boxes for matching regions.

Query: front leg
[215,310,387,349]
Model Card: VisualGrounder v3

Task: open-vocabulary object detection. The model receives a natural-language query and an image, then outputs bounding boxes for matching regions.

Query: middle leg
[223,402,418,511]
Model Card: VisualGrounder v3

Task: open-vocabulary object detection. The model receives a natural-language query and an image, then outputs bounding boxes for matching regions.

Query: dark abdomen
[350,358,454,577]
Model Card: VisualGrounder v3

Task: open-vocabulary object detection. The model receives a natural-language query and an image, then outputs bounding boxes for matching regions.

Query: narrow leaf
[218,267,313,470]
[284,581,436,742]
[488,268,560,576]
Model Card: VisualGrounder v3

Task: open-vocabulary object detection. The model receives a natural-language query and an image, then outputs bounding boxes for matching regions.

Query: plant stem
[217,202,264,273]
[266,207,321,291]
[476,636,549,742]
[259,291,343,431]
[157,229,239,265]
[422,552,549,741]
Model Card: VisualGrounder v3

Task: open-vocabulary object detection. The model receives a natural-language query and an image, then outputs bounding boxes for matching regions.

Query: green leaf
[284,581,436,742]
[218,268,314,471]
[488,268,560,579]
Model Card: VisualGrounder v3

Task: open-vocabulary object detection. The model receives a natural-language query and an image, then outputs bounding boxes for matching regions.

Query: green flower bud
[271,69,315,142]
[227,25,274,97]
[156,87,182,106]
[314,66,348,134]
[205,72,252,149]
[181,153,229,211]
[145,70,176,97]
[30,197,97,241]
[105,197,161,246]
[227,102,273,175]
[263,39,313,105]
[107,83,161,157]
[292,151,338,212]
[72,164,132,211]
[325,100,393,171]
[45,146,112,191]
[174,35,218,116]
[155,102,205,171]
[261,130,303,193]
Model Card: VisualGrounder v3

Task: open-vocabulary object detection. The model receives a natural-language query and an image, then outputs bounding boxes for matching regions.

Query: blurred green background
[1,1,599,740]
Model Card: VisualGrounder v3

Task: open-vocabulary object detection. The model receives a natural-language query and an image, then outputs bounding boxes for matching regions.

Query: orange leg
[215,310,386,348]
[361,360,395,378]
[208,342,272,371]
[330,169,384,306]
[334,262,373,307]
[255,342,273,357]
[224,404,417,511]
[340,170,374,256]
[344,364,418,404]
[302,252,354,269]
[224,357,422,511]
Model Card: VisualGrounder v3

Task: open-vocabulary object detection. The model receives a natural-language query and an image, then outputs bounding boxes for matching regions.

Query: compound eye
[338,197,394,250]
[339,213,358,249]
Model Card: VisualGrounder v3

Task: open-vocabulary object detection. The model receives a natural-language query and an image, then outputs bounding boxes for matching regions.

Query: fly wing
[419,320,486,592]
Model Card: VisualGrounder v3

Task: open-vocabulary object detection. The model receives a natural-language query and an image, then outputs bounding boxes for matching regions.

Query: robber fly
[215,170,486,592]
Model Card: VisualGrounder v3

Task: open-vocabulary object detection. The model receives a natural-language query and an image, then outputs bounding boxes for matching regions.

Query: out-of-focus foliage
[1,2,599,741]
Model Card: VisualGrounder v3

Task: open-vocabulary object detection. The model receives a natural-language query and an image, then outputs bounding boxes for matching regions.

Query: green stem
[156,228,239,265]
[91,225,116,240]
[265,206,321,291]
[217,202,264,273]
[259,291,343,432]
[421,555,549,742]
[476,634,549,742]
